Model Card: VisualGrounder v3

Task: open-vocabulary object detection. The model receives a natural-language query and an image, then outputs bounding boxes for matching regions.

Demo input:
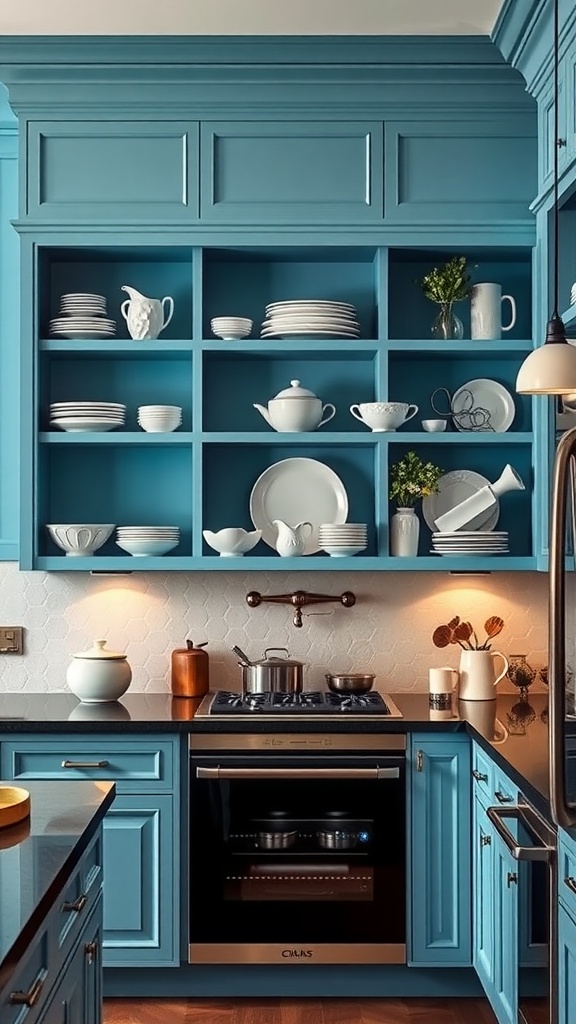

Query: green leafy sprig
[389,451,443,508]
[419,256,472,305]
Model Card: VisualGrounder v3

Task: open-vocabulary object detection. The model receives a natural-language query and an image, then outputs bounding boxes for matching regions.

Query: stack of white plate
[318,523,367,557]
[49,402,126,432]
[116,526,180,557]
[431,531,509,556]
[261,300,361,339]
[211,316,252,340]
[49,293,117,339]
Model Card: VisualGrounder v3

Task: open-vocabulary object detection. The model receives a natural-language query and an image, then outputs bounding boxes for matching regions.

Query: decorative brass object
[246,589,356,628]
[0,785,30,830]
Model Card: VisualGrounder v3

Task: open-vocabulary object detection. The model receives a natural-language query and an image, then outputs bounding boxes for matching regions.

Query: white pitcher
[458,649,509,701]
[273,519,313,557]
[120,285,175,341]
[470,283,516,340]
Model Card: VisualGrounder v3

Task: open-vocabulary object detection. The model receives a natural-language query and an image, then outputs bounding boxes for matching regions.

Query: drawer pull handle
[62,893,88,913]
[494,790,514,804]
[472,769,488,782]
[9,977,44,1007]
[61,760,109,769]
[480,833,492,847]
[564,876,576,895]
[507,871,518,887]
[85,940,99,965]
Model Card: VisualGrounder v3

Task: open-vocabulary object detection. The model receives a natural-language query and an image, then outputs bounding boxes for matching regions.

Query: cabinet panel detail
[200,122,383,223]
[28,122,199,220]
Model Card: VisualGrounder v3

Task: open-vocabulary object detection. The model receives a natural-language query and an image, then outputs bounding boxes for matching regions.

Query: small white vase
[390,507,420,556]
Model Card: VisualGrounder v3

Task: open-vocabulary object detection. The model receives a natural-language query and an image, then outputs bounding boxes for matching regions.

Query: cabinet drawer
[55,830,103,969]
[1,925,50,1024]
[560,831,576,919]
[472,743,494,802]
[1,737,176,792]
[492,765,518,807]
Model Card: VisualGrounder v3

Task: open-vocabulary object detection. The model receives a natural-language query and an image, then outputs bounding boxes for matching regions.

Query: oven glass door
[189,754,406,963]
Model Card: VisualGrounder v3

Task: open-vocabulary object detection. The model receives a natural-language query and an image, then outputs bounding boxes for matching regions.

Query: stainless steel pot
[236,647,305,694]
[257,830,297,850]
[325,673,375,694]
[317,829,359,850]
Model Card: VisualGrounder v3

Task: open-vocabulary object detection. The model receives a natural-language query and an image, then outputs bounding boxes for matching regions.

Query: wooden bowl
[0,785,31,829]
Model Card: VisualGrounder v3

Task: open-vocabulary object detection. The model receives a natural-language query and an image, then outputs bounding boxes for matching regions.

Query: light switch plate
[0,627,24,654]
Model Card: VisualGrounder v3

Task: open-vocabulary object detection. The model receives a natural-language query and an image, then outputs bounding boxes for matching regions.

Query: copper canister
[171,640,209,698]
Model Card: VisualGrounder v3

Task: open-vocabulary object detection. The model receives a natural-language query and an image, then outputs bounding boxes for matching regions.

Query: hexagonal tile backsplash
[0,563,551,694]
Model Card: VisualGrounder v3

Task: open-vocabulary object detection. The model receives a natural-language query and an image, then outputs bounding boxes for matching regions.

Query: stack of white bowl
[318,523,368,557]
[137,405,182,432]
[116,526,180,557]
[210,316,253,340]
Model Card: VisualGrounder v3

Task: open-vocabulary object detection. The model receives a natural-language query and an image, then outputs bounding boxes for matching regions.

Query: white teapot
[254,379,336,433]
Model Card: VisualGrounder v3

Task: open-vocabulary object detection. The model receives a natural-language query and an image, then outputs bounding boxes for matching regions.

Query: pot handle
[263,647,290,659]
[491,650,509,687]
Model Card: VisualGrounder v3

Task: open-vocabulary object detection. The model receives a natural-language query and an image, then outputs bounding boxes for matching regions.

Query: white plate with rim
[451,378,515,433]
[250,457,349,553]
[422,469,500,532]
[261,328,360,338]
[266,300,356,309]
[49,330,117,339]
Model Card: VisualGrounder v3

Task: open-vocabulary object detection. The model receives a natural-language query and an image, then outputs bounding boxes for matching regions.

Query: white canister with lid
[66,638,132,703]
[253,379,336,432]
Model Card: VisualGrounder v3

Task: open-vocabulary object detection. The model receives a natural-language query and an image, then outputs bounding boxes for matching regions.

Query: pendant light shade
[515,0,573,396]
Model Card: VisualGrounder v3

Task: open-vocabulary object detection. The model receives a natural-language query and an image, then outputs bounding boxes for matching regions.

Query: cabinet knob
[61,893,88,913]
[564,876,576,896]
[85,940,99,965]
[480,833,492,847]
[558,137,567,148]
[9,977,44,1007]
[416,750,424,772]
[507,871,518,887]
[472,769,488,782]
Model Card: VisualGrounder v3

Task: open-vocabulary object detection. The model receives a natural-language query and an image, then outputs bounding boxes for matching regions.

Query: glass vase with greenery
[418,255,472,340]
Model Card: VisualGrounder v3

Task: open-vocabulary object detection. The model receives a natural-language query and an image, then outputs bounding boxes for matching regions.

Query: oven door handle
[486,806,554,862]
[195,766,400,780]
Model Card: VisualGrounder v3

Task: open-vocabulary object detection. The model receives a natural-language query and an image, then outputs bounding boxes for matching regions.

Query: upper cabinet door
[200,121,383,223]
[385,121,537,224]
[27,121,200,221]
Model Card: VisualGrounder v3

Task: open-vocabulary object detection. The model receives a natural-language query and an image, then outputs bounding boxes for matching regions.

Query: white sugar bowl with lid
[253,379,336,432]
[66,638,132,703]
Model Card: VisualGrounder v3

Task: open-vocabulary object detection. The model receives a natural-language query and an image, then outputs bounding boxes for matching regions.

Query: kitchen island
[0,779,115,1023]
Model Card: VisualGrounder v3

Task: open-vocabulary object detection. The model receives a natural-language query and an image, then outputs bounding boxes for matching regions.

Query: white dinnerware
[261,299,361,339]
[422,470,500,533]
[47,523,115,556]
[211,316,252,340]
[66,638,132,703]
[250,457,349,553]
[470,283,517,340]
[120,285,174,341]
[273,519,313,556]
[431,530,509,556]
[422,419,447,432]
[254,379,336,432]
[318,523,368,557]
[116,525,180,556]
[49,401,126,433]
[137,404,182,432]
[321,544,366,557]
[350,401,418,432]
[202,527,262,556]
[49,292,117,338]
[451,379,515,432]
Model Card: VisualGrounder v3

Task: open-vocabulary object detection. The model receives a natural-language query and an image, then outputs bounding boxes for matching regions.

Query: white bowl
[321,544,367,557]
[203,527,262,556]
[138,421,181,433]
[47,524,115,556]
[422,419,447,433]
[115,537,179,556]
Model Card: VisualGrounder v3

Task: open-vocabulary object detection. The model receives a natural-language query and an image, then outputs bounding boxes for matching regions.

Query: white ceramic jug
[120,285,175,341]
[470,283,517,340]
[273,519,313,557]
[458,649,509,701]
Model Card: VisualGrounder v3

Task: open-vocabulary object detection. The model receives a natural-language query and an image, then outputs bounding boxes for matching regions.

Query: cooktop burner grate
[209,690,393,715]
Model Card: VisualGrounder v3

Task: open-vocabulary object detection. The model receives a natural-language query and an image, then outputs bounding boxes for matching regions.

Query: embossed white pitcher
[120,285,174,341]
[458,649,509,701]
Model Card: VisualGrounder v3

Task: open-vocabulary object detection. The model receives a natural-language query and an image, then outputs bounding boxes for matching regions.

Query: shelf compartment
[201,246,380,341]
[388,441,533,558]
[202,351,379,433]
[41,356,193,432]
[387,247,533,341]
[38,246,194,341]
[201,442,379,558]
[38,446,193,559]
[388,352,532,433]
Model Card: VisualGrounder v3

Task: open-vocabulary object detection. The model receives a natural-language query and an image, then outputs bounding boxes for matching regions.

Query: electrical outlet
[0,627,23,654]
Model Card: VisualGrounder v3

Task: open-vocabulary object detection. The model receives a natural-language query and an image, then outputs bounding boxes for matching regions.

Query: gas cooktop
[195,690,403,719]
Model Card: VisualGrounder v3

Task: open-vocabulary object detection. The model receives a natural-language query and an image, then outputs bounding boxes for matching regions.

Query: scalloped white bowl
[47,524,115,556]
[203,527,262,556]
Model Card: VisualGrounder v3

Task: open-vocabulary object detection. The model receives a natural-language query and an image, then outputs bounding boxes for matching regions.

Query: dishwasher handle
[196,765,399,781]
[486,805,554,862]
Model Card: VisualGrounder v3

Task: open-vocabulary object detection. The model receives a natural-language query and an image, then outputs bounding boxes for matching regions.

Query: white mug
[470,283,517,341]
[429,666,459,711]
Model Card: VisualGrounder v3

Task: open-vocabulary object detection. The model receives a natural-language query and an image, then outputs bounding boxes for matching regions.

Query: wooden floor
[103,996,498,1023]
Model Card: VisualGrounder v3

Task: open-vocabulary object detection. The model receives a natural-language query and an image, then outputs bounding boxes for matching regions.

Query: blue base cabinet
[558,901,576,1024]
[37,897,102,1024]
[409,733,471,966]
[0,734,181,968]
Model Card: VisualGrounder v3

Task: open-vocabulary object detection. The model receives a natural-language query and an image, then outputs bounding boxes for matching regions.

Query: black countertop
[0,780,115,997]
[0,690,552,818]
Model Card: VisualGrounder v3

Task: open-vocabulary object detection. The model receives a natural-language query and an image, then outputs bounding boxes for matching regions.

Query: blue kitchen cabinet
[409,733,471,965]
[558,901,576,1024]
[37,898,102,1024]
[0,734,181,968]
[491,826,519,1024]
[473,795,495,995]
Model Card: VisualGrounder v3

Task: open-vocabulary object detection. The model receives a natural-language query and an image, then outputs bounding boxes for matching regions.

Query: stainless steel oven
[188,733,406,965]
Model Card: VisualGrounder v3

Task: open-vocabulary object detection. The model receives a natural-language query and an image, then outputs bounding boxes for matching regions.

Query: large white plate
[422,469,500,532]
[261,328,360,339]
[250,457,349,553]
[266,300,356,310]
[451,378,515,433]
[49,330,117,339]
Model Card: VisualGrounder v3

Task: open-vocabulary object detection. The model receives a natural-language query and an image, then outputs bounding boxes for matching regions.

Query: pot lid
[255,647,305,668]
[73,638,127,661]
[271,379,318,400]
